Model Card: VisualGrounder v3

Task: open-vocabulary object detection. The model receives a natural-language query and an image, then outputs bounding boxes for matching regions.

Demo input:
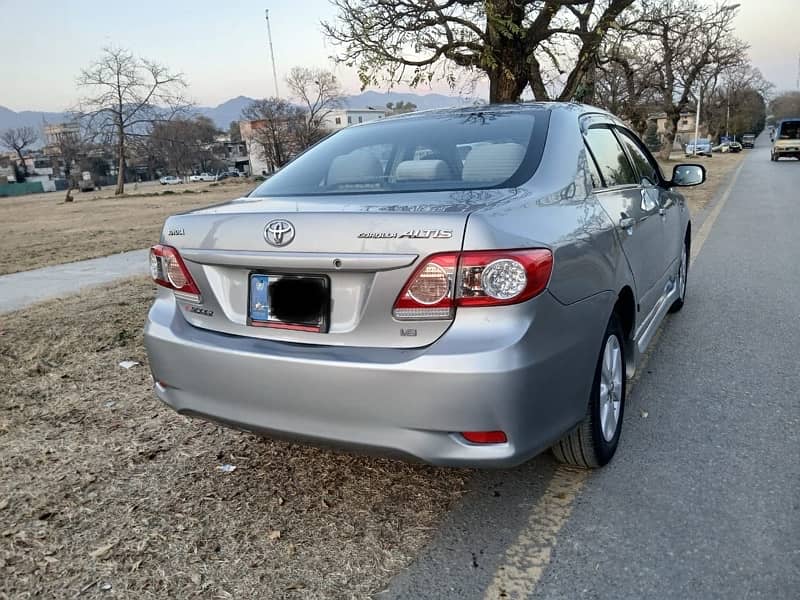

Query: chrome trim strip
[180,249,418,272]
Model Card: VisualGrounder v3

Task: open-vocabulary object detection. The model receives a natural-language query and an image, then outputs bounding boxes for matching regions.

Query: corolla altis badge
[358,229,453,240]
[264,219,295,247]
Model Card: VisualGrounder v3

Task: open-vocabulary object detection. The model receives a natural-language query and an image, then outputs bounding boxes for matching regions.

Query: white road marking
[482,160,746,599]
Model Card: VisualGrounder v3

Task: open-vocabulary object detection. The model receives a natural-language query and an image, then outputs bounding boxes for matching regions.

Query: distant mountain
[0,105,68,133]
[0,91,481,137]
[193,95,255,129]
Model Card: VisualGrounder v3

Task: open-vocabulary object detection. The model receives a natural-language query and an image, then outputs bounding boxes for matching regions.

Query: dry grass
[657,151,744,213]
[0,279,468,599]
[0,180,256,276]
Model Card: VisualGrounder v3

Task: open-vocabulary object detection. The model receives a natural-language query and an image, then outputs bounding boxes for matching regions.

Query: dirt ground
[0,278,468,599]
[0,180,256,276]
[658,150,744,212]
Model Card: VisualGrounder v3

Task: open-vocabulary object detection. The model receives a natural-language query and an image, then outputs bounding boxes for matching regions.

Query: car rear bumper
[144,289,611,467]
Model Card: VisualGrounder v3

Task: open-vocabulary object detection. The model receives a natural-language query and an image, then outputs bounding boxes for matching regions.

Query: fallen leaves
[89,541,118,559]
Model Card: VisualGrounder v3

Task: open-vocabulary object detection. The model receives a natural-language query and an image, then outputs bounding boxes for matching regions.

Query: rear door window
[615,129,662,185]
[584,127,637,187]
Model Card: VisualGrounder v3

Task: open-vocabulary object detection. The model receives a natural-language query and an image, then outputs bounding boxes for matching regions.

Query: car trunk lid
[161,195,471,348]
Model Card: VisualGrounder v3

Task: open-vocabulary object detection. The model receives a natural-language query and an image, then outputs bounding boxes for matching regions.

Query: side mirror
[670,164,706,187]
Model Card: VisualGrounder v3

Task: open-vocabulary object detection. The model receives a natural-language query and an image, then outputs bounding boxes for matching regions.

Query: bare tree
[770,92,800,122]
[386,101,418,114]
[631,0,745,158]
[0,127,38,178]
[323,0,635,103]
[286,67,342,147]
[76,47,190,195]
[241,98,306,172]
[701,65,771,140]
[148,116,221,177]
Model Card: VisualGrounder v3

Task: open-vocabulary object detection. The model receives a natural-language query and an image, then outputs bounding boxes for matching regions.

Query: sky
[0,0,797,112]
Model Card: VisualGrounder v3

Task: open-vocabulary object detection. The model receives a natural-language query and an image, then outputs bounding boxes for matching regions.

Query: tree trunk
[488,69,527,103]
[485,0,527,103]
[659,111,680,160]
[15,149,28,177]
[115,122,125,195]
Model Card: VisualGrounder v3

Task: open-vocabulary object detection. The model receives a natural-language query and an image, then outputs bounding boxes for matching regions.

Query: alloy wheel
[599,334,623,442]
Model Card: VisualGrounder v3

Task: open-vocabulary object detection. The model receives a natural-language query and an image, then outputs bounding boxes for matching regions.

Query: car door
[583,124,665,321]
[614,127,682,287]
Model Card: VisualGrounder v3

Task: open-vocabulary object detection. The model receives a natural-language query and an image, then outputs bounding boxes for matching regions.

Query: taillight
[393,253,457,320]
[150,244,201,302]
[392,249,552,320]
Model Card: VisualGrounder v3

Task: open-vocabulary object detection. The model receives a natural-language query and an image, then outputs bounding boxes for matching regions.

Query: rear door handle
[619,216,635,230]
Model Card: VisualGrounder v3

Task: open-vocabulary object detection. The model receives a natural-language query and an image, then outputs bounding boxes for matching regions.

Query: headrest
[327,149,383,186]
[462,143,526,183]
[395,159,452,182]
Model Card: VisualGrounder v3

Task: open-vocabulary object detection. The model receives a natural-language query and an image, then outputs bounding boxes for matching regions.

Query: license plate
[248,274,330,332]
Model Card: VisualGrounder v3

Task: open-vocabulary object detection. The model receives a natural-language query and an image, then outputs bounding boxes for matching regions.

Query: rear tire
[552,314,626,468]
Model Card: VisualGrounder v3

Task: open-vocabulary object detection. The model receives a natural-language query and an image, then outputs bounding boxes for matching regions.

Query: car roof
[369,101,616,124]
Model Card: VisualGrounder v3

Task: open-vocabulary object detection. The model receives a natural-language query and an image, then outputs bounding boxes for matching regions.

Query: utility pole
[693,87,701,157]
[265,9,280,97]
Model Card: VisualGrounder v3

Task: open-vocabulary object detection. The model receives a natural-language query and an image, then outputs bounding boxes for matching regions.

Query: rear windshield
[250,110,548,197]
[778,120,800,140]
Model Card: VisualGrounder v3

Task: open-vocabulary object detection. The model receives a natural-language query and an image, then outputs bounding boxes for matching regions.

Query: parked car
[215,171,241,181]
[145,103,704,469]
[685,138,712,156]
[728,141,742,153]
[770,119,800,161]
[741,134,755,148]
[711,141,730,153]
[159,175,182,185]
[189,172,216,182]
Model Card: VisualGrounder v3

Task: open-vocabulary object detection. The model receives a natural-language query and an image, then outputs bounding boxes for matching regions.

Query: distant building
[650,110,702,148]
[239,120,274,176]
[212,133,249,173]
[43,122,81,155]
[322,108,386,131]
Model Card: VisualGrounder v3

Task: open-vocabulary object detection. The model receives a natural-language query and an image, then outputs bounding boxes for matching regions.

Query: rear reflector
[462,431,508,444]
[393,249,553,320]
[150,245,201,303]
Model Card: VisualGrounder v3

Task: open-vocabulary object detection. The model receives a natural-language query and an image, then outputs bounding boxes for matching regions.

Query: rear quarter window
[584,127,637,187]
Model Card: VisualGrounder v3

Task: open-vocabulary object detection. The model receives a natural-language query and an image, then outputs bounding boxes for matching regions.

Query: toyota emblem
[264,219,295,247]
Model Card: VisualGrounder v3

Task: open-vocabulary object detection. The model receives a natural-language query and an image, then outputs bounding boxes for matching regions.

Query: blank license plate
[248,274,330,332]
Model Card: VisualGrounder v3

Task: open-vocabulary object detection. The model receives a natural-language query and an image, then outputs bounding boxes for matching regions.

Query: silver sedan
[144,103,705,468]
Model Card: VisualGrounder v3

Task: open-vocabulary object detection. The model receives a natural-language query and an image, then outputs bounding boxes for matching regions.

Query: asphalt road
[386,137,799,599]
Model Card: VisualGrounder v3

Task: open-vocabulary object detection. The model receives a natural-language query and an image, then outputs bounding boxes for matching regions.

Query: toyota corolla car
[144,104,705,468]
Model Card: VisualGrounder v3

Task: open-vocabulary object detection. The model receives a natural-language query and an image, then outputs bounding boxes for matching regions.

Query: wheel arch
[613,285,636,379]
